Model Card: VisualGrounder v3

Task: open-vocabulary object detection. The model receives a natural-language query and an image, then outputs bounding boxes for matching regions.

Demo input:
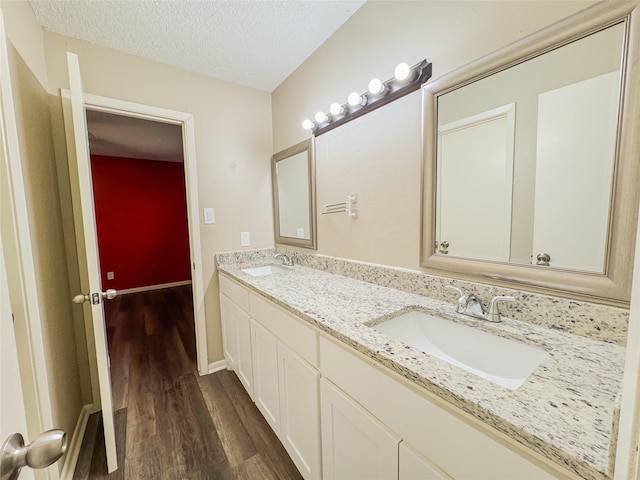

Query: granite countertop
[217,260,625,480]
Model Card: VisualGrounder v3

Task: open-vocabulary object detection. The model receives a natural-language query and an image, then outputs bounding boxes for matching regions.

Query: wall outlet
[204,207,215,224]
[241,231,251,247]
[296,228,305,238]
[107,271,115,280]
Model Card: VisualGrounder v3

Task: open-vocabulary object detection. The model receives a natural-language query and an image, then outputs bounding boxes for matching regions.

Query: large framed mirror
[421,3,640,307]
[272,138,317,249]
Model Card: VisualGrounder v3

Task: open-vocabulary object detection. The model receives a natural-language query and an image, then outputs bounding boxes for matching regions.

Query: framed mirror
[421,3,640,307]
[272,138,317,249]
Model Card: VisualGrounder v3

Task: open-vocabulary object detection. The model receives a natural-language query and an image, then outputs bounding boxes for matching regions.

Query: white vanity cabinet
[219,273,574,480]
[250,318,280,432]
[321,378,400,479]
[219,278,254,399]
[219,275,322,480]
[278,340,321,480]
[319,336,564,480]
[399,443,452,480]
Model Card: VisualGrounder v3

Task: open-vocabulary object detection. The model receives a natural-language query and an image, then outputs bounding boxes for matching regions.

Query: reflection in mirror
[272,139,317,249]
[435,22,624,272]
[422,2,640,306]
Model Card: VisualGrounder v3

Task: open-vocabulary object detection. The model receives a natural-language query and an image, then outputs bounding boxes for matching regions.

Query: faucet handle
[486,295,516,322]
[445,285,466,313]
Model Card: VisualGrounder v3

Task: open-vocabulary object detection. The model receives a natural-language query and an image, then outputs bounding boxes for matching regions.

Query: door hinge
[91,292,101,305]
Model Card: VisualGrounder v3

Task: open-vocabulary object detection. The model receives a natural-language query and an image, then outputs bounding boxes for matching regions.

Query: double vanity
[217,249,625,480]
[254,3,638,478]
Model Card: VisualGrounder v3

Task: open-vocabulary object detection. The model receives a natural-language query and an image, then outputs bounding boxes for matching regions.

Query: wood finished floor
[73,285,303,480]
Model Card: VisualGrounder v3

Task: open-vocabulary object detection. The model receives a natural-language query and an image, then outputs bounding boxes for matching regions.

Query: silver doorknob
[102,289,117,300]
[72,293,89,304]
[1,430,67,480]
[72,289,117,304]
[536,253,551,266]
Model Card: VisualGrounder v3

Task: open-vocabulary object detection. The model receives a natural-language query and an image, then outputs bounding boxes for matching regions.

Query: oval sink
[372,310,547,390]
[241,265,288,277]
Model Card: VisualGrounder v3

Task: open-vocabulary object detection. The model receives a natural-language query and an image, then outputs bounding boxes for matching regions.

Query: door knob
[1,430,67,480]
[72,289,117,304]
[536,253,551,266]
[102,289,117,300]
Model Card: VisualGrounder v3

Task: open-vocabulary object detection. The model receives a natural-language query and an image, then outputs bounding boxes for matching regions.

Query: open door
[64,52,118,473]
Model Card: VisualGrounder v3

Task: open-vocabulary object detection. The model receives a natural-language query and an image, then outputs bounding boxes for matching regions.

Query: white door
[236,307,254,400]
[437,104,515,262]
[0,237,34,480]
[533,71,620,272]
[251,319,280,435]
[320,379,399,480]
[64,52,118,472]
[220,293,239,370]
[278,344,321,480]
[399,443,451,480]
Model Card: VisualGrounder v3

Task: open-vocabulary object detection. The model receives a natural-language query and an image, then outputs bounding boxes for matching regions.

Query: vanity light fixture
[347,91,367,107]
[330,102,346,116]
[394,62,416,82]
[302,118,314,131]
[368,78,388,96]
[305,59,432,136]
[315,111,329,124]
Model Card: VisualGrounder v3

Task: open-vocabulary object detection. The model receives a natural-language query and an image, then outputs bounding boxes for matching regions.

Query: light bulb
[302,118,314,130]
[347,92,366,107]
[330,102,345,116]
[368,78,385,95]
[315,111,328,123]
[394,62,411,81]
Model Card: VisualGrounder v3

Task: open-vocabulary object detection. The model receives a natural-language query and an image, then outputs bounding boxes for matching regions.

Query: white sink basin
[372,310,547,390]
[241,265,288,277]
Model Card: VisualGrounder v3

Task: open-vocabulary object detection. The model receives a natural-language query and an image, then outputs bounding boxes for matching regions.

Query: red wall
[91,155,191,290]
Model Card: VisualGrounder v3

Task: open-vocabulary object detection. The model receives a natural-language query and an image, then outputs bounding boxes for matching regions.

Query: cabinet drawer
[319,336,562,480]
[249,292,318,367]
[219,274,250,312]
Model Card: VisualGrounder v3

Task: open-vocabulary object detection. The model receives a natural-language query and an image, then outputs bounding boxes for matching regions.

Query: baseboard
[60,404,94,480]
[118,280,192,295]
[207,359,227,374]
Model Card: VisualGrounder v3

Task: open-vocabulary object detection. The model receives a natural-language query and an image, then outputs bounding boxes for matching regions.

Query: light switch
[296,228,305,238]
[107,271,115,280]
[241,231,251,247]
[204,208,215,224]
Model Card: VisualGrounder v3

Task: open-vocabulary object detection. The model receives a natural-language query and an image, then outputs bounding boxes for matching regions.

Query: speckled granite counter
[217,258,625,480]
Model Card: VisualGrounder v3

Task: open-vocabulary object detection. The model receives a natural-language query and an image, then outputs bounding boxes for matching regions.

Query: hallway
[73,286,302,479]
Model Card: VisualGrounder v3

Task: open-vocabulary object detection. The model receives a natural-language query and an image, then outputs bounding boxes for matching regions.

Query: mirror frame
[272,138,317,249]
[421,2,640,308]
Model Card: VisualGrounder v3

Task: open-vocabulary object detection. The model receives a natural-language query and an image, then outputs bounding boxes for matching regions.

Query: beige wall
[272,0,597,269]
[42,32,274,365]
[1,0,86,470]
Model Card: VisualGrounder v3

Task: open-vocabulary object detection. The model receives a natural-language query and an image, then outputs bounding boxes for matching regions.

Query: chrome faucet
[274,253,294,266]
[445,285,515,323]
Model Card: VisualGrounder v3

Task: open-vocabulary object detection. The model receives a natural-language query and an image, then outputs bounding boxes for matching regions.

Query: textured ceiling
[28,0,366,92]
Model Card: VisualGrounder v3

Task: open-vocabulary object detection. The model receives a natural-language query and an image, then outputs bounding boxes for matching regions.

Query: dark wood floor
[73,285,303,480]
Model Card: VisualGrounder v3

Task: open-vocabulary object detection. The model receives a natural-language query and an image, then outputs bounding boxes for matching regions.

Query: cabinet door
[220,293,238,370]
[236,305,254,400]
[278,344,321,480]
[320,379,399,480]
[399,443,451,480]
[251,319,280,434]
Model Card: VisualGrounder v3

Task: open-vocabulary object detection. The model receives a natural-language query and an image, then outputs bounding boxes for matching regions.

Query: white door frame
[0,8,56,479]
[61,90,208,376]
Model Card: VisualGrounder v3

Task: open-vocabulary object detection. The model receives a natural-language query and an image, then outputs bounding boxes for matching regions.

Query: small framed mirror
[421,3,640,307]
[272,138,317,249]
